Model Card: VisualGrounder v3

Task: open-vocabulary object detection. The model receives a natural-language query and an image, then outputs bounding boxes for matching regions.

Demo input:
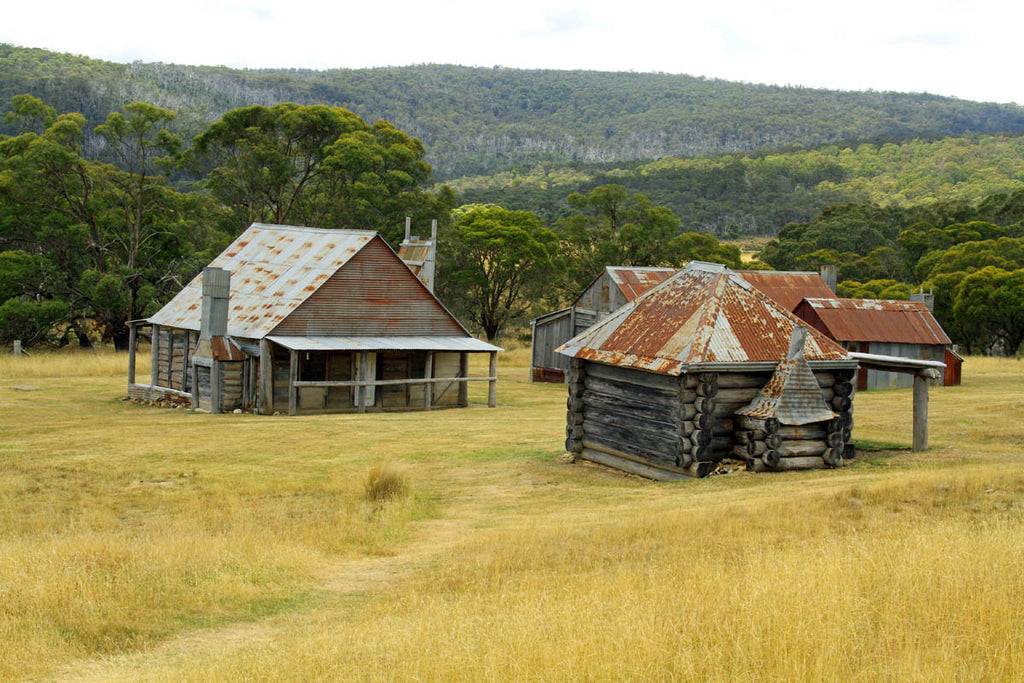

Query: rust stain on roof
[737,270,837,311]
[558,262,850,375]
[146,223,377,338]
[800,297,951,345]
[605,266,676,302]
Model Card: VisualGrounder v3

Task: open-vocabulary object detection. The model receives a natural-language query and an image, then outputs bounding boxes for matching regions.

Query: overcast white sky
[4,0,1022,105]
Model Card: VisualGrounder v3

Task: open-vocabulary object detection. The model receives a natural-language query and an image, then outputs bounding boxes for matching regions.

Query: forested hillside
[452,134,1024,234]
[4,44,1024,179]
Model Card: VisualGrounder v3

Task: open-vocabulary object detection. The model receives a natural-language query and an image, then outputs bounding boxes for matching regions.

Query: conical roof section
[556,262,851,376]
[735,329,837,425]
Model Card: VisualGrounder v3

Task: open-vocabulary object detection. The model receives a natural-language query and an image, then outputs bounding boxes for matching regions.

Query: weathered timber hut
[127,223,500,414]
[793,297,958,390]
[531,266,675,382]
[558,262,858,479]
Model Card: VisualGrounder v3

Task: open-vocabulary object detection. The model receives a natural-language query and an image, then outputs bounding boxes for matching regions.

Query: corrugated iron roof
[605,266,677,302]
[737,270,837,311]
[265,335,501,352]
[736,357,836,425]
[802,298,952,345]
[148,223,377,338]
[557,262,852,375]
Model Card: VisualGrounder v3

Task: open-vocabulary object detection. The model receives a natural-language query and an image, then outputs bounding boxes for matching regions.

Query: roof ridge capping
[249,222,378,236]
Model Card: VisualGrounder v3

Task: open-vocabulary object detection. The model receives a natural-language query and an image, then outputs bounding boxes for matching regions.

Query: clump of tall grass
[364,463,409,502]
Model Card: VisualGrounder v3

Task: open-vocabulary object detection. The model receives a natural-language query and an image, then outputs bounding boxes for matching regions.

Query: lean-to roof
[558,262,852,375]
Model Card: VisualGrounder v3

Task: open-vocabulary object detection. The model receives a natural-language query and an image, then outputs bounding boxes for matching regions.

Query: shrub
[364,463,408,502]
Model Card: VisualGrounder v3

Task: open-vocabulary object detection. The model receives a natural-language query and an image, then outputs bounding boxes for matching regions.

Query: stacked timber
[565,358,585,457]
[221,362,243,410]
[825,370,856,461]
[735,368,853,473]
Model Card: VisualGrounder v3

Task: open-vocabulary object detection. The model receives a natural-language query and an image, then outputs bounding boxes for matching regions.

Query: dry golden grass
[1,350,1023,680]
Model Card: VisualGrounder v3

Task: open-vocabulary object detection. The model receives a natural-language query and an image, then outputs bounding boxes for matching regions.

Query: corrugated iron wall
[271,237,466,337]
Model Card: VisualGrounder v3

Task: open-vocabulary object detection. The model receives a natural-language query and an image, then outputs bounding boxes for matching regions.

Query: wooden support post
[259,338,273,414]
[357,352,367,414]
[127,324,137,386]
[166,329,175,390]
[424,351,434,411]
[912,369,937,451]
[488,351,497,408]
[458,352,469,407]
[150,324,160,389]
[211,361,223,414]
[13,340,21,358]
[288,350,299,416]
[182,330,191,392]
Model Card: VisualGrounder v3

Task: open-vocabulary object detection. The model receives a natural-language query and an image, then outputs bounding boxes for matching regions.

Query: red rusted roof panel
[737,270,838,311]
[607,267,677,301]
[802,298,952,345]
[558,262,851,374]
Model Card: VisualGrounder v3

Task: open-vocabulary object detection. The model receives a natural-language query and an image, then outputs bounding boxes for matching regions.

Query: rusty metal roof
[147,223,376,338]
[605,267,677,302]
[737,270,837,311]
[557,262,853,375]
[800,298,952,345]
[736,357,836,425]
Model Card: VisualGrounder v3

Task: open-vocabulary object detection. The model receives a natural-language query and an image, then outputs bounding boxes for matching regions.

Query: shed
[127,223,500,414]
[558,262,858,479]
[530,266,675,382]
[793,297,957,391]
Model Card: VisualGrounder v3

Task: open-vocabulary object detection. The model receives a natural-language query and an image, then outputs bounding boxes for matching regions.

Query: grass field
[1,348,1023,680]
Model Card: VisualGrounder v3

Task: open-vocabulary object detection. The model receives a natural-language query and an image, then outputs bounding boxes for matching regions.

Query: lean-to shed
[558,262,858,479]
[793,297,957,390]
[127,223,500,414]
[530,266,675,382]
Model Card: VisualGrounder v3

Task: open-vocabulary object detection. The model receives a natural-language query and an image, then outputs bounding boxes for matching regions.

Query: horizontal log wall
[733,368,857,473]
[578,362,688,474]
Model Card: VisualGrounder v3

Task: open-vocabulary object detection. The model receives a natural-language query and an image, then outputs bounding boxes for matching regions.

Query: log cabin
[126,223,500,414]
[557,262,858,479]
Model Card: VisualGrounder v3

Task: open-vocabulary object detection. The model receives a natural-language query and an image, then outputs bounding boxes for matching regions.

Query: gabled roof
[557,262,853,375]
[149,224,375,338]
[799,298,952,345]
[737,270,838,311]
[147,223,471,341]
[573,266,677,307]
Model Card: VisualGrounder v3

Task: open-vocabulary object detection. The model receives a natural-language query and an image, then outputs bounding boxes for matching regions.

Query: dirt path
[49,469,511,682]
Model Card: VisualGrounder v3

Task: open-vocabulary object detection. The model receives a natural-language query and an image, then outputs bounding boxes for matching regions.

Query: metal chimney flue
[200,267,230,339]
[819,265,838,294]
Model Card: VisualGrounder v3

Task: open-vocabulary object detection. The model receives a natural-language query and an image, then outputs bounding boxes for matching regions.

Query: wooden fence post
[424,351,434,411]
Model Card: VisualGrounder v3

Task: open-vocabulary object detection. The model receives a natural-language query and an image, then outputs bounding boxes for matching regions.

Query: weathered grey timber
[128,223,501,415]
